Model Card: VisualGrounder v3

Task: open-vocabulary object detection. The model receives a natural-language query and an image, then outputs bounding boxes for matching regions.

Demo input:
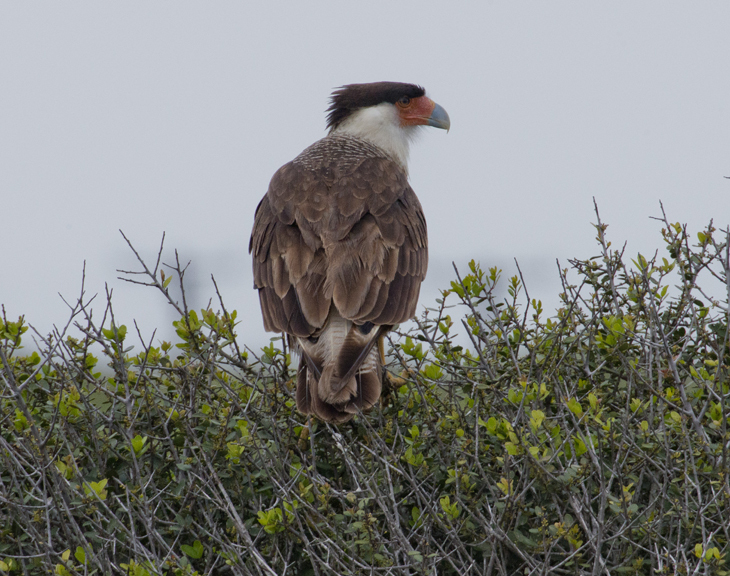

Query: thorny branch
[1,211,729,575]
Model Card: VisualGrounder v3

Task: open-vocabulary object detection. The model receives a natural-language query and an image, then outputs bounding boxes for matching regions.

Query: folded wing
[249,139,428,421]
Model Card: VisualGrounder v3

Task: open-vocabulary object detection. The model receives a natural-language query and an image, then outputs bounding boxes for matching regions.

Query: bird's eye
[397,95,411,107]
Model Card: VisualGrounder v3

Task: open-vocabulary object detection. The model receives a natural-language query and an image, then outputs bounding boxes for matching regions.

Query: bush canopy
[1,209,729,575]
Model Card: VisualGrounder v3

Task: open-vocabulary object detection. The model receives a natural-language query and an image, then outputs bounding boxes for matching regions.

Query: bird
[249,82,450,423]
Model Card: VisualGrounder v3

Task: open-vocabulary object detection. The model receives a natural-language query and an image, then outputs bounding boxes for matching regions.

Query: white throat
[332,103,420,171]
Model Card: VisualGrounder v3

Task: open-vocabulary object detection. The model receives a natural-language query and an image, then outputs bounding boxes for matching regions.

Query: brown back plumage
[249,133,428,422]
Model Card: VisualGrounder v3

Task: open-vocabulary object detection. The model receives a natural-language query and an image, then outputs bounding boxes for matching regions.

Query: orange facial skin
[396,95,437,127]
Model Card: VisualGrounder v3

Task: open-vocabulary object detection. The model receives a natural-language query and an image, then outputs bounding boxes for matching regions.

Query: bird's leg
[298,421,310,450]
[377,333,396,394]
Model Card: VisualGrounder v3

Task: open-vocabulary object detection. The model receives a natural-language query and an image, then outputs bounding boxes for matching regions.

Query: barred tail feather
[294,311,386,423]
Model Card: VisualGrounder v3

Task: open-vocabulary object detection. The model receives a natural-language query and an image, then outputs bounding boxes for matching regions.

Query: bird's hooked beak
[398,96,451,132]
[426,102,450,132]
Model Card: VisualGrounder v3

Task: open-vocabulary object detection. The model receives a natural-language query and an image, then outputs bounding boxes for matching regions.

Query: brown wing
[249,138,428,336]
[248,173,329,337]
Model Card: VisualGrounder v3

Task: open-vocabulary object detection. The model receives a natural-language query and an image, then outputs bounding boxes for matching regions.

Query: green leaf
[439,495,460,519]
[529,409,545,430]
[407,550,424,562]
[588,393,598,412]
[401,336,425,360]
[403,446,424,466]
[486,416,498,434]
[573,437,587,456]
[421,363,443,380]
[131,435,148,454]
[496,477,513,495]
[181,540,204,559]
[14,409,29,432]
[84,479,108,500]
[567,398,583,417]
[257,508,285,534]
[505,442,521,456]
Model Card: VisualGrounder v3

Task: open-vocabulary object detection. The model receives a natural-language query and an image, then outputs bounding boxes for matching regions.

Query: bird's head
[326,82,450,169]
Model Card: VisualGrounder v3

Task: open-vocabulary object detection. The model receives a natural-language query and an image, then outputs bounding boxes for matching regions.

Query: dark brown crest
[326,82,426,131]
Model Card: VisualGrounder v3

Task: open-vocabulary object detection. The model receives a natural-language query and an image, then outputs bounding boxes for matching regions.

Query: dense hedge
[2,211,730,575]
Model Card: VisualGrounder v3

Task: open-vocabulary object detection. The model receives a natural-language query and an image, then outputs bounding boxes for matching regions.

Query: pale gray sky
[1,3,729,350]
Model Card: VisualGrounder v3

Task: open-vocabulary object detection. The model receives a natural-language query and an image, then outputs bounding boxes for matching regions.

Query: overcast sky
[1,2,728,351]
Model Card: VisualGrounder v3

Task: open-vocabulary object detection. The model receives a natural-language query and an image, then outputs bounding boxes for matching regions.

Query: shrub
[1,209,729,575]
